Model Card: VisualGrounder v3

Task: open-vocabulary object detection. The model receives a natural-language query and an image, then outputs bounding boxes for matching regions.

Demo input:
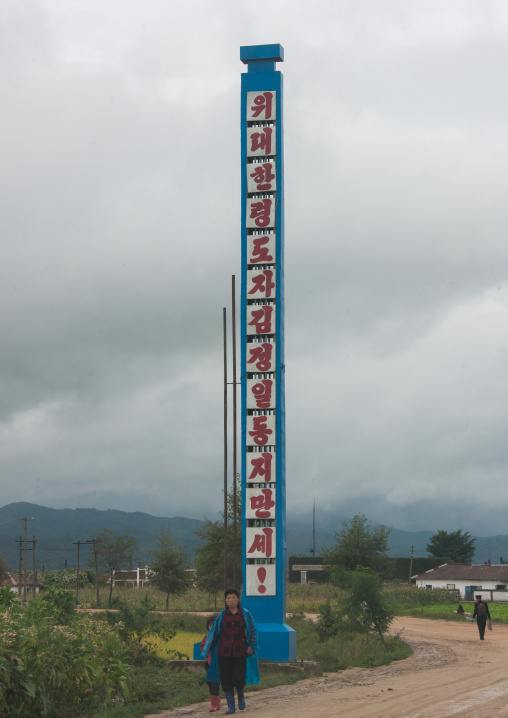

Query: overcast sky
[1,0,507,537]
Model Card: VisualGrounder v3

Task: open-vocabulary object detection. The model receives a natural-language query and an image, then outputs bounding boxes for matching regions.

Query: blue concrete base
[193,623,297,662]
[256,622,297,662]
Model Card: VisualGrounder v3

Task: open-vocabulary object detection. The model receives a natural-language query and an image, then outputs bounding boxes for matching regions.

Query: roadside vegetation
[5,578,507,717]
[3,514,502,717]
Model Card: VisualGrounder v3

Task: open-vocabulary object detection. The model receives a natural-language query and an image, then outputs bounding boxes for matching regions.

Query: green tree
[426,529,476,563]
[342,568,394,642]
[91,529,137,606]
[322,513,391,574]
[194,478,242,605]
[317,568,394,643]
[149,530,189,610]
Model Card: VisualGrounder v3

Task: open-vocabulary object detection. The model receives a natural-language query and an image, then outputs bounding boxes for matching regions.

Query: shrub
[317,569,394,642]
[0,590,130,716]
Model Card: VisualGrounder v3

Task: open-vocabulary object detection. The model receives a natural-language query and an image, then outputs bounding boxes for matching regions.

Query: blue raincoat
[201,606,260,685]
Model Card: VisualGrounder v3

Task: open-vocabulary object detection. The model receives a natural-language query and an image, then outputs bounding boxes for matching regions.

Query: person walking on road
[473,594,491,640]
[201,588,260,714]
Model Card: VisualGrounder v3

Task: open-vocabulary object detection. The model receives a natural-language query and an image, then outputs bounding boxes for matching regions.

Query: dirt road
[146,617,508,718]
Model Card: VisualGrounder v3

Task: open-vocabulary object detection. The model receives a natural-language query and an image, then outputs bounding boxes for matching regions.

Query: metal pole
[23,519,28,602]
[75,541,81,604]
[313,499,316,557]
[32,537,36,597]
[223,307,228,591]
[18,537,22,597]
[94,541,100,608]
[232,275,238,587]
[409,545,414,586]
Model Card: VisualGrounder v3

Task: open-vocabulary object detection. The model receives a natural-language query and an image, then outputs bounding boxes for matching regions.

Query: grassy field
[143,631,203,660]
[76,582,507,616]
[393,601,508,622]
[76,582,508,623]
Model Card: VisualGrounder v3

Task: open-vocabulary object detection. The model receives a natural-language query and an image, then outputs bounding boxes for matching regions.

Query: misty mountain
[0,502,505,571]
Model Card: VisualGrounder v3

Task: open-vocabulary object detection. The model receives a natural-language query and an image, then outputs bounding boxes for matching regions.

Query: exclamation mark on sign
[257,566,267,593]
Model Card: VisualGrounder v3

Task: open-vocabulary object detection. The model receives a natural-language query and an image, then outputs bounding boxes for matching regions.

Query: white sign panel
[246,563,276,596]
[246,526,276,559]
[246,91,276,121]
[246,197,275,229]
[247,234,276,265]
[246,341,276,373]
[247,126,276,157]
[247,378,276,410]
[246,414,276,447]
[247,161,276,193]
[247,268,276,300]
[246,486,276,520]
[247,305,276,335]
[246,451,276,483]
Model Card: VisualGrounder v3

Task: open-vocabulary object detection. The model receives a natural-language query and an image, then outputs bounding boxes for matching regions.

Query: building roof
[413,563,508,581]
[0,573,43,588]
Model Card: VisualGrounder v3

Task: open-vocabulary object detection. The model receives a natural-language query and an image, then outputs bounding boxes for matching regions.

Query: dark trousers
[204,664,220,696]
[206,680,220,697]
[477,616,487,639]
[218,655,246,693]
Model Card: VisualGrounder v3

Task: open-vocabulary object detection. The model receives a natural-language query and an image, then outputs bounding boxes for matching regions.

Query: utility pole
[312,499,316,557]
[74,541,83,604]
[223,306,228,591]
[17,517,34,601]
[87,539,101,607]
[32,536,37,596]
[17,537,22,597]
[232,275,238,587]
[409,545,414,586]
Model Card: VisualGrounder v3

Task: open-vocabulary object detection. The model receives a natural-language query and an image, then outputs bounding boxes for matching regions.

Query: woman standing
[201,588,260,714]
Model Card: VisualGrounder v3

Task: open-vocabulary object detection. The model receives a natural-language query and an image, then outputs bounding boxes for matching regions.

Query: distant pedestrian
[200,617,221,712]
[201,588,260,714]
[472,595,491,640]
[455,604,474,621]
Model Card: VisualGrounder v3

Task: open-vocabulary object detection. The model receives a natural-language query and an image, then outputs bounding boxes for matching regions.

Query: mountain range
[1,502,506,571]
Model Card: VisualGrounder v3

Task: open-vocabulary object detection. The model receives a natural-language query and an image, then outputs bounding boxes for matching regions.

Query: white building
[413,563,508,601]
[0,573,43,595]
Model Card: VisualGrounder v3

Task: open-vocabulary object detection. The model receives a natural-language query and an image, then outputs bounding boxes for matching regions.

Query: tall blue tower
[240,44,296,662]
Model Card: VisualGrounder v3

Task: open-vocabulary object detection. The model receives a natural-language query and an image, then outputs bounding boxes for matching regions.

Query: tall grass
[78,585,218,611]
[78,582,463,614]
[286,583,345,613]
[388,585,458,606]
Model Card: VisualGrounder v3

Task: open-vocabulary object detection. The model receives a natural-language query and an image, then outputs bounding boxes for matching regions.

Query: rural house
[0,573,43,595]
[412,563,508,601]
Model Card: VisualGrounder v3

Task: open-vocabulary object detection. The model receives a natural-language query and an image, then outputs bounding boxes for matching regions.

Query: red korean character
[250,127,273,155]
[250,92,273,120]
[250,162,275,191]
[248,415,273,445]
[250,488,275,518]
[249,199,272,228]
[247,342,273,372]
[247,452,273,482]
[248,306,273,334]
[249,235,274,263]
[247,527,274,557]
[248,270,275,298]
[251,379,274,408]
